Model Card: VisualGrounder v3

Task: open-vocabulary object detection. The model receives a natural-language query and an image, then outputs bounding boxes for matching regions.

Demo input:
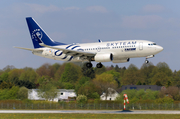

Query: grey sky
[0,0,180,71]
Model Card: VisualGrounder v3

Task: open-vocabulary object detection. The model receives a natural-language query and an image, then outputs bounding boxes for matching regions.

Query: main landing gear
[86,62,92,68]
[145,55,154,64]
[96,62,103,68]
[85,62,103,68]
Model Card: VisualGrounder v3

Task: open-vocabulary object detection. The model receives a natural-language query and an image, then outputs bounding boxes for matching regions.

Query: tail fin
[26,17,66,48]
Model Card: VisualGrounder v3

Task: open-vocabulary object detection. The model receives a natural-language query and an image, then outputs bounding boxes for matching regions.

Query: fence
[1,103,180,110]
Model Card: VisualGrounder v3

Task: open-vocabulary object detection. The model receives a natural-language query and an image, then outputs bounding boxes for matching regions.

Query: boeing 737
[15,17,163,68]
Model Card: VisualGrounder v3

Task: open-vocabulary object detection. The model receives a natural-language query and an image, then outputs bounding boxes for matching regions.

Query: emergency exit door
[139,42,143,50]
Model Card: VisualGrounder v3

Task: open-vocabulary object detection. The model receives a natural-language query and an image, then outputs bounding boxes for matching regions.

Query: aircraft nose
[156,45,163,52]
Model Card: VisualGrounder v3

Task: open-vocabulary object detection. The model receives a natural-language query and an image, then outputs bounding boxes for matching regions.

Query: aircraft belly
[136,50,153,57]
[113,51,137,59]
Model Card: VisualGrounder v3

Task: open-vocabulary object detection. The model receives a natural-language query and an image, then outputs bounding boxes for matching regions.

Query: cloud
[63,7,80,11]
[142,4,165,13]
[6,3,61,17]
[86,6,108,13]
[26,4,60,13]
[121,15,163,29]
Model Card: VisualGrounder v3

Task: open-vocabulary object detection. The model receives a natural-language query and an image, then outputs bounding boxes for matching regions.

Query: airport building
[28,89,76,102]
[121,85,163,91]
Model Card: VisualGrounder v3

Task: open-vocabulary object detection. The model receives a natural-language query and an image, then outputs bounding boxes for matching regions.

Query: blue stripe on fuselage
[71,46,80,50]
[54,45,81,60]
[68,56,73,61]
[66,44,74,49]
[55,50,63,56]
[62,56,67,59]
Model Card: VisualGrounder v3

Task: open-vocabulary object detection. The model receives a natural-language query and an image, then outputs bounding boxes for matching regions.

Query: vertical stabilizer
[26,17,66,48]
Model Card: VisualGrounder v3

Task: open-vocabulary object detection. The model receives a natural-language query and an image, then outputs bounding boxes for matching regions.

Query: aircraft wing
[34,32,96,58]
[40,43,96,57]
[14,47,43,52]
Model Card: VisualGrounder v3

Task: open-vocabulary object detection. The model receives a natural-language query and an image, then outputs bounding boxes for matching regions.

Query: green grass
[0,114,180,119]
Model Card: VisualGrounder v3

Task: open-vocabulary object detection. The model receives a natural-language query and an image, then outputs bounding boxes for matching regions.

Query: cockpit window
[148,43,156,46]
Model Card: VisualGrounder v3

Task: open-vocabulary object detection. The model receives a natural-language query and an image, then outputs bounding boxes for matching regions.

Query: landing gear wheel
[96,63,103,68]
[145,60,149,64]
[86,62,92,68]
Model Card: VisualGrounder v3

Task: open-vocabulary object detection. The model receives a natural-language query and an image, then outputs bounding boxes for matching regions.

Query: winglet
[98,39,102,43]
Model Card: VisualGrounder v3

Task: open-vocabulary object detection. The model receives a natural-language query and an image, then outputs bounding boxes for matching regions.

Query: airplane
[15,17,163,68]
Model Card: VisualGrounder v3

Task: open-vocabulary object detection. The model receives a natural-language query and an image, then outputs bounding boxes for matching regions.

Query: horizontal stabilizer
[14,47,43,52]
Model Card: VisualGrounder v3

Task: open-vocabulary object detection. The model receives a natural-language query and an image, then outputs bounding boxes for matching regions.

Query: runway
[0,110,180,114]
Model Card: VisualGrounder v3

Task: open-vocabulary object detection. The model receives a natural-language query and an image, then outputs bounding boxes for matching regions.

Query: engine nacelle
[112,58,130,63]
[94,53,113,62]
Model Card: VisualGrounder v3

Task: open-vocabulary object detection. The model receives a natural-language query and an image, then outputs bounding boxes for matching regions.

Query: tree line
[0,61,180,101]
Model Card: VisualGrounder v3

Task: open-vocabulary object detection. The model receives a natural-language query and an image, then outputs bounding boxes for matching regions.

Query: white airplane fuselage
[33,40,163,63]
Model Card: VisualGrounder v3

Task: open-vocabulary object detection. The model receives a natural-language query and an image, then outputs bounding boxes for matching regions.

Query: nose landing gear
[145,55,154,64]
[145,59,149,64]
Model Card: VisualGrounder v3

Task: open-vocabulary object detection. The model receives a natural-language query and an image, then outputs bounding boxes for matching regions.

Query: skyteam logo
[54,44,81,61]
[31,29,43,41]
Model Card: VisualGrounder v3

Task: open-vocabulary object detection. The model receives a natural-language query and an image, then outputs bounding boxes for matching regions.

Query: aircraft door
[139,42,143,50]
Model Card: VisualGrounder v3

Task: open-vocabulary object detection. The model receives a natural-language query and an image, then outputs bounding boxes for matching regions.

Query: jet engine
[94,53,113,62]
[112,58,130,63]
